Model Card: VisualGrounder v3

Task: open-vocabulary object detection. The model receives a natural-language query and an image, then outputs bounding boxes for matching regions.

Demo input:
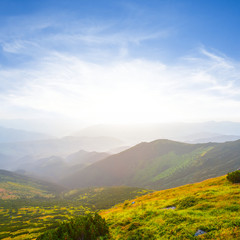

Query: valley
[0,169,152,239]
[1,171,239,239]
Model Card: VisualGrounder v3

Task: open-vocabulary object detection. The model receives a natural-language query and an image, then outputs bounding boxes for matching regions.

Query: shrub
[177,196,198,209]
[37,213,109,240]
[227,170,240,183]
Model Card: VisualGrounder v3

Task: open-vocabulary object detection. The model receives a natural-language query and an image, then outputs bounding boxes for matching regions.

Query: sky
[0,0,240,134]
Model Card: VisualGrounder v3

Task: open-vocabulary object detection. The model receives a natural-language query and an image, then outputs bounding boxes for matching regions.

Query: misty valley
[0,124,240,239]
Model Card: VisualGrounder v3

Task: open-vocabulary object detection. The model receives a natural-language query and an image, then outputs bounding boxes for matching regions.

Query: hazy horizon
[2,120,240,144]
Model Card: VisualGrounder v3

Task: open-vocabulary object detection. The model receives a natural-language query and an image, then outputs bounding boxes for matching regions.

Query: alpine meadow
[0,0,240,239]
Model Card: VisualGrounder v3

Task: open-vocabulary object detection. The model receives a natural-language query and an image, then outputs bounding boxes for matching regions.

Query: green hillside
[101,175,240,239]
[0,169,64,199]
[62,139,240,190]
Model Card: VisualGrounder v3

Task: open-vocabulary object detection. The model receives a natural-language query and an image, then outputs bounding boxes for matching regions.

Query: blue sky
[1,0,240,62]
[0,0,240,133]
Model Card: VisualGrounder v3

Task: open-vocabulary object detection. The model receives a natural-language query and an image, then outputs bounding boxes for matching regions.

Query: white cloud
[1,48,240,124]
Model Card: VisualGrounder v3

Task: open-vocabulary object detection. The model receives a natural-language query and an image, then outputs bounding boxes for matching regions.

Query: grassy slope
[149,140,240,190]
[0,169,64,199]
[101,176,240,239]
[62,139,240,190]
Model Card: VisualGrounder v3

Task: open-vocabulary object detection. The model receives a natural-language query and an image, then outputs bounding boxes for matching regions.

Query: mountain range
[62,139,240,190]
[0,135,123,170]
[183,132,240,143]
[16,150,110,183]
[1,123,240,194]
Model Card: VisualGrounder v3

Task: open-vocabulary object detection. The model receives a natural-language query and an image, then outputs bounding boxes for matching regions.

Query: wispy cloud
[1,46,240,124]
[0,11,168,64]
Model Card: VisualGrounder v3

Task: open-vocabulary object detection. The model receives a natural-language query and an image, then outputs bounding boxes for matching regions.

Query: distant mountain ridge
[0,136,122,157]
[66,150,110,166]
[62,139,240,190]
[0,126,50,143]
[0,136,122,170]
[183,132,240,143]
[74,121,240,144]
[16,150,110,183]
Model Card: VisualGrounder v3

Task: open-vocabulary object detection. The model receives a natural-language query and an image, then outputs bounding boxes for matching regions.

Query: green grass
[0,199,90,240]
[101,175,240,239]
